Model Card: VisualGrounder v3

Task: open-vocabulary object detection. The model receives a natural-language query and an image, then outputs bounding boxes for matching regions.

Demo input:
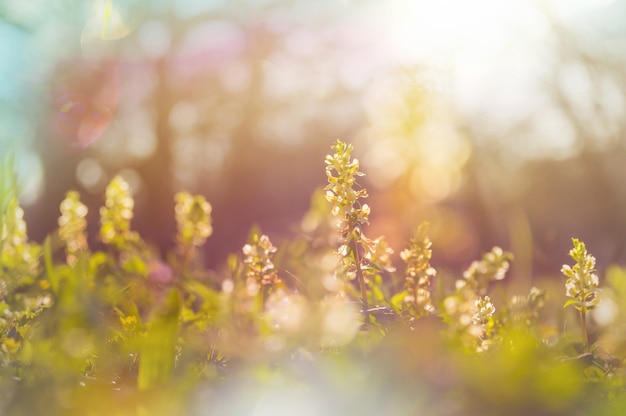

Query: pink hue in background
[51,59,119,151]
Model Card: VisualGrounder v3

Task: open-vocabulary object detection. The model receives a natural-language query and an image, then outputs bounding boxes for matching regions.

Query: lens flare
[50,60,119,151]
[82,0,131,42]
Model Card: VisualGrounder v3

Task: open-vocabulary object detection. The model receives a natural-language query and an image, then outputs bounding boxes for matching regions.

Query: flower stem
[349,235,370,324]
[580,308,589,352]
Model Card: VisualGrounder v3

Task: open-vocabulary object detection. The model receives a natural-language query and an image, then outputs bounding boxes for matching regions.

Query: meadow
[1,140,625,415]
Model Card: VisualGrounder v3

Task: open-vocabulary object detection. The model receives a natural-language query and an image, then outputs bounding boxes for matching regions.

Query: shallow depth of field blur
[3,1,626,415]
[2,0,626,276]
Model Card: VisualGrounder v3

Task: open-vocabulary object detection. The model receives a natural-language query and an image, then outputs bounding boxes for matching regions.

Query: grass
[0,140,625,415]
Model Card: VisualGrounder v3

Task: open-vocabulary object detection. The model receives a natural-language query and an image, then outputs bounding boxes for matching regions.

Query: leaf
[89,251,109,272]
[138,289,181,390]
[122,254,148,276]
[391,290,408,313]
[43,236,60,293]
[184,280,219,304]
[226,253,240,278]
[0,151,17,216]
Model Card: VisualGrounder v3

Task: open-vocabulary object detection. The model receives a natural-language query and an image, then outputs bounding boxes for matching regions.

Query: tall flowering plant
[174,191,212,270]
[443,246,512,352]
[58,191,89,266]
[99,175,139,250]
[561,238,601,351]
[399,222,436,318]
[324,140,372,315]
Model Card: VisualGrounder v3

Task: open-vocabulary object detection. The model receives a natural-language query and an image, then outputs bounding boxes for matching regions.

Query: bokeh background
[2,0,626,282]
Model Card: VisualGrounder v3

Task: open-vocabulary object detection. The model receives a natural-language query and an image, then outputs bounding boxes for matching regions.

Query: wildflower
[561,238,600,351]
[228,233,281,322]
[324,140,372,313]
[462,246,512,295]
[1,198,39,274]
[1,198,27,247]
[99,176,138,248]
[400,222,436,317]
[1,337,20,354]
[363,235,396,274]
[243,233,280,288]
[58,191,89,265]
[175,191,212,248]
[324,140,369,243]
[119,314,139,332]
[561,238,600,312]
[473,296,495,326]
[443,247,511,352]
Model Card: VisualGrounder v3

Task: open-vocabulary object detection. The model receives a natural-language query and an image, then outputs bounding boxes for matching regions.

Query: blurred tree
[6,0,626,277]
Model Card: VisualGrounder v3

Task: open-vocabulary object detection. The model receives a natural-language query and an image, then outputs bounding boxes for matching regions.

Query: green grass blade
[138,289,181,390]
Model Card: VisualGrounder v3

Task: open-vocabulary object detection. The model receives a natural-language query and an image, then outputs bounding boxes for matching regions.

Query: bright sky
[369,0,621,160]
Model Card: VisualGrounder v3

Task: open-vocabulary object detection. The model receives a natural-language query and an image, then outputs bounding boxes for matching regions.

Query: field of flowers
[1,141,626,415]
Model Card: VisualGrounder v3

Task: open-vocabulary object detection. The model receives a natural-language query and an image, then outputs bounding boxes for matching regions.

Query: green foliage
[138,289,181,391]
[1,141,626,414]
[0,152,18,217]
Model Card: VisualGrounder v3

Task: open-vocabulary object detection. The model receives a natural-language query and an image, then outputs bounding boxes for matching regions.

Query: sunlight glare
[383,0,539,67]
[547,0,617,16]
[82,0,130,43]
